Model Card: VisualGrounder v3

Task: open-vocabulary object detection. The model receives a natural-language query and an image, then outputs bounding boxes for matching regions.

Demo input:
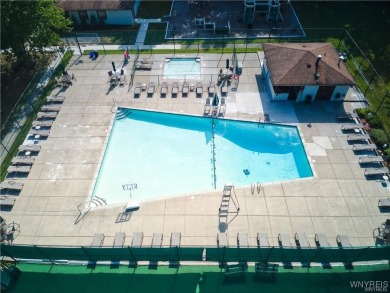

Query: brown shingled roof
[58,0,135,11]
[262,43,355,86]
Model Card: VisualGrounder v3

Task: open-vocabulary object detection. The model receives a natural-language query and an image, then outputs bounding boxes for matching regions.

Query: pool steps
[116,108,132,121]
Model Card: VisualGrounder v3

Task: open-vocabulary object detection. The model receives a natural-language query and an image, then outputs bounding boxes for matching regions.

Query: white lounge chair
[0,181,24,191]
[364,167,389,176]
[32,120,54,127]
[7,166,31,174]
[11,157,35,165]
[41,105,61,112]
[18,145,41,152]
[278,233,292,248]
[353,144,377,151]
[160,82,168,97]
[113,232,125,247]
[219,97,226,115]
[336,234,351,247]
[295,232,310,248]
[131,232,144,247]
[182,82,189,96]
[237,232,249,247]
[359,156,384,164]
[134,82,142,97]
[208,82,215,96]
[46,96,65,103]
[378,198,390,208]
[91,233,105,247]
[217,232,228,247]
[28,130,50,137]
[0,197,15,208]
[315,234,330,247]
[147,82,155,97]
[347,134,370,141]
[341,124,363,131]
[196,82,203,97]
[170,232,181,247]
[221,86,228,96]
[172,82,179,97]
[151,233,163,247]
[337,112,357,121]
[257,233,270,247]
[204,98,211,115]
[37,112,57,119]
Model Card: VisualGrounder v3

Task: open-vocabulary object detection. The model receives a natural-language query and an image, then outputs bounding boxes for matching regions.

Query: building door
[315,86,335,101]
[288,86,300,100]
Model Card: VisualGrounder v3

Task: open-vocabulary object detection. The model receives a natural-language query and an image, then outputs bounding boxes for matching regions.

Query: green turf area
[7,263,390,293]
[136,0,172,19]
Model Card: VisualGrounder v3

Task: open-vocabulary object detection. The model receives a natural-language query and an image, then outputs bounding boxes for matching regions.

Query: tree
[1,0,72,62]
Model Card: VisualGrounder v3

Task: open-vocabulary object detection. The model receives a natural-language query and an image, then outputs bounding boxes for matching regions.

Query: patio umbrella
[212,94,219,106]
[112,61,116,72]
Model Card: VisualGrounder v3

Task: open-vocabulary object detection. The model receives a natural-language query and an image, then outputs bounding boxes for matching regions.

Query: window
[274,86,289,94]
[78,11,88,20]
[97,10,107,20]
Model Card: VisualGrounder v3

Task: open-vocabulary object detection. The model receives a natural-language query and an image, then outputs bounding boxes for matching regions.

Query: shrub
[356,108,371,119]
[384,148,390,162]
[370,128,389,147]
[367,114,383,129]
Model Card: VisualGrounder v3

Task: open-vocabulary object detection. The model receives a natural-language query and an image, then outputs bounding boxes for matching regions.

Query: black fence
[2,244,390,264]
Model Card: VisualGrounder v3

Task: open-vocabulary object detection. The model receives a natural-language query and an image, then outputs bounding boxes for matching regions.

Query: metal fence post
[101,32,106,55]
[81,246,94,262]
[34,245,54,264]
[75,33,82,55]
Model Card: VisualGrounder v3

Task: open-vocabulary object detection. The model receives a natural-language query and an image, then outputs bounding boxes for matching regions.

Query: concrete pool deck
[2,52,389,249]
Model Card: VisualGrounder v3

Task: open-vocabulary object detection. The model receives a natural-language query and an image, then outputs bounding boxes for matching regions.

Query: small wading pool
[163,57,201,79]
[92,109,313,204]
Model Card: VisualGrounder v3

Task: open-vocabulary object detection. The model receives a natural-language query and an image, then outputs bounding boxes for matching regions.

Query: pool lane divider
[211,118,217,189]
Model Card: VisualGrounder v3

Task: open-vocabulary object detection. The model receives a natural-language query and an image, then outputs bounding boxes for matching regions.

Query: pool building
[1,47,389,287]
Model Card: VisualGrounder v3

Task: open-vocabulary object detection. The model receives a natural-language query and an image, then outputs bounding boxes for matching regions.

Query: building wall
[262,62,276,99]
[330,85,350,101]
[69,10,134,26]
[298,86,318,102]
[106,10,133,25]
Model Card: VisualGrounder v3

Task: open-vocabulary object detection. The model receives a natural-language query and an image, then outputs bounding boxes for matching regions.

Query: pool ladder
[251,182,262,195]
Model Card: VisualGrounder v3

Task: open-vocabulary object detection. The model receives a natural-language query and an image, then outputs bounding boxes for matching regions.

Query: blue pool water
[92,109,312,204]
[163,57,201,79]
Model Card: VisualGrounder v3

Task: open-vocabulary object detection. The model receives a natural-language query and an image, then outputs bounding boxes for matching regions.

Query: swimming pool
[163,57,201,79]
[92,109,312,204]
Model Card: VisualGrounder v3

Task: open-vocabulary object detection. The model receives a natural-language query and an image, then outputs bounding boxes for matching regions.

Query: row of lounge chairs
[217,232,351,248]
[205,96,226,116]
[1,95,65,208]
[91,232,182,248]
[340,115,390,179]
[134,81,228,98]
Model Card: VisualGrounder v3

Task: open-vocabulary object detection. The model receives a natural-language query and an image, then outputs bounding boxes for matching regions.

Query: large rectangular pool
[92,109,312,204]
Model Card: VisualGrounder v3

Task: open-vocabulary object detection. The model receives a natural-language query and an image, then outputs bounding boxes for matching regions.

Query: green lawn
[136,0,172,18]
